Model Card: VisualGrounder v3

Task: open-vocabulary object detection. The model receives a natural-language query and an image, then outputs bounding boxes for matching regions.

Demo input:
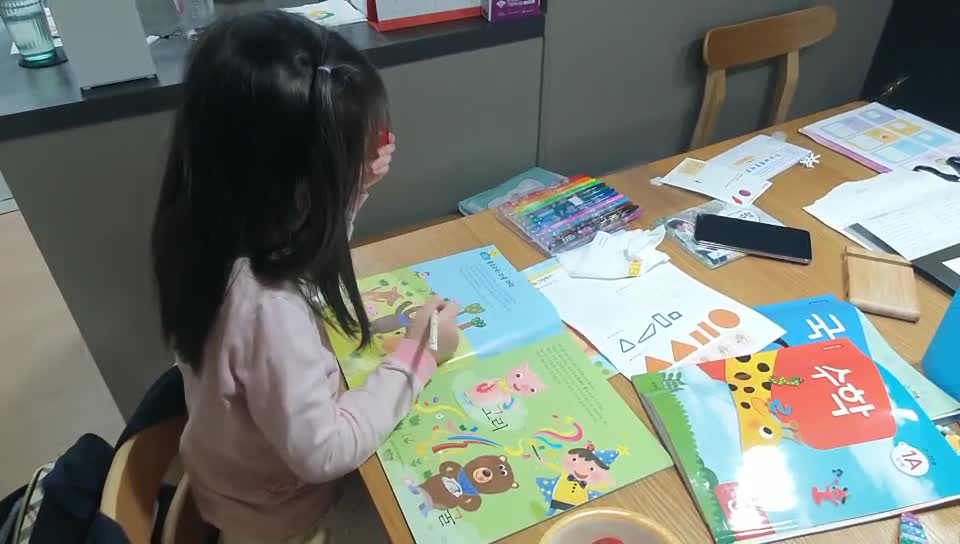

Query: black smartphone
[694,214,813,264]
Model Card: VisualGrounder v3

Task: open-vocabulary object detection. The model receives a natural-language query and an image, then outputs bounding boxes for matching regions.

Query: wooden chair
[689,5,837,149]
[162,475,218,544]
[99,416,187,543]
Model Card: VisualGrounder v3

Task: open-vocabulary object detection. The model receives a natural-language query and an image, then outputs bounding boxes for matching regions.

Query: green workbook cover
[328,247,672,543]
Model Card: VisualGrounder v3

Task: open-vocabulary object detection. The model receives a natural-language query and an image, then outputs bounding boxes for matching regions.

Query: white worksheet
[532,263,785,376]
[804,170,956,251]
[708,134,812,179]
[858,190,960,260]
[660,158,772,206]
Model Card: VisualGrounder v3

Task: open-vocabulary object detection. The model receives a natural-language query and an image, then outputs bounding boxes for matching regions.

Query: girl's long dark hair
[151,11,387,371]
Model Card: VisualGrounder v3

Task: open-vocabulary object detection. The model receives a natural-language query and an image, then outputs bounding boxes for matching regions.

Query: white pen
[429,309,439,352]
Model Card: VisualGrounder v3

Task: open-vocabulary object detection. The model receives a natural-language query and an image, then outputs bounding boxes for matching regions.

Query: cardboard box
[482,0,540,21]
[350,0,482,32]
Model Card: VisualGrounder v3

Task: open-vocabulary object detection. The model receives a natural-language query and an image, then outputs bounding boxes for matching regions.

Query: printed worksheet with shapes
[531,263,785,376]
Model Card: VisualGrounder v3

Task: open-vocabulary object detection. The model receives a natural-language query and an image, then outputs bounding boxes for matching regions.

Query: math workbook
[633,340,960,544]
[754,295,960,422]
[328,247,672,544]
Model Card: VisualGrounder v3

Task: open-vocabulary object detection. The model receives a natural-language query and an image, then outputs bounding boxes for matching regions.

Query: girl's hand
[405,296,461,363]
[363,132,395,191]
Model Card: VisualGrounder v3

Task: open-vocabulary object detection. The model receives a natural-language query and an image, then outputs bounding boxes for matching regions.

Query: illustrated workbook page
[634,340,960,544]
[330,247,560,388]
[328,247,672,544]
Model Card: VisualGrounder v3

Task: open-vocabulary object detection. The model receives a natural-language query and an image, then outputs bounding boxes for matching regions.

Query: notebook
[328,247,672,544]
[634,340,960,544]
[912,245,960,295]
[753,295,960,422]
[458,168,567,215]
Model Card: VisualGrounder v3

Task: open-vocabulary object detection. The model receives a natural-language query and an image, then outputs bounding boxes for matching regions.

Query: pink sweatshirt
[178,258,435,541]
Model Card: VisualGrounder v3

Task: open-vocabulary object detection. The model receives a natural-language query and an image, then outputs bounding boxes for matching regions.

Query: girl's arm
[241,293,435,483]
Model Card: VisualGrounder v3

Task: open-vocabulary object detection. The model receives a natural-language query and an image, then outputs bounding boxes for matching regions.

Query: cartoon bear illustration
[408,455,519,516]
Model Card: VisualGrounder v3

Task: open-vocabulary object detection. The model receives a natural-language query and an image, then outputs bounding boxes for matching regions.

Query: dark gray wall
[0,39,543,417]
[538,0,893,175]
[355,38,542,238]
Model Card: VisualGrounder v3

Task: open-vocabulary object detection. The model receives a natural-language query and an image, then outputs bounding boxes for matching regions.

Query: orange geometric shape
[672,339,698,361]
[699,321,719,337]
[698,360,727,382]
[691,330,710,346]
[708,309,741,329]
[645,355,672,373]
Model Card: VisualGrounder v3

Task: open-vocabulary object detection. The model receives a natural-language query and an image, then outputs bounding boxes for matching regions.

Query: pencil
[429,310,439,352]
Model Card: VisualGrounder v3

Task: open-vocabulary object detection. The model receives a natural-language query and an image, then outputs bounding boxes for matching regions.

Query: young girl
[150,11,460,544]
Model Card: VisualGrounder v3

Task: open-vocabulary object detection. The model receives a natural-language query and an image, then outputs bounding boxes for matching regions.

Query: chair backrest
[99,416,187,543]
[162,475,218,544]
[689,6,837,149]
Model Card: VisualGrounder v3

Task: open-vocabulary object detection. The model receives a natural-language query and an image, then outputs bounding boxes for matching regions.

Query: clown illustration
[536,443,620,516]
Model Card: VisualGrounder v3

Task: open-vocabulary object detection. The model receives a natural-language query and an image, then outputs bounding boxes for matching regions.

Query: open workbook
[328,247,672,544]
[633,340,960,544]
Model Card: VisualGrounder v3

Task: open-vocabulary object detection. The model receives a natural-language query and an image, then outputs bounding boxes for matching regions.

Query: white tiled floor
[0,211,124,494]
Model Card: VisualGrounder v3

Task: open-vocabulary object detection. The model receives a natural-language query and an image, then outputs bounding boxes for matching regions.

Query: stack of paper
[804,170,960,259]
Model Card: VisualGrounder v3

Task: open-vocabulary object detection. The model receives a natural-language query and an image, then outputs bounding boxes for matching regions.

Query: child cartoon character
[465,362,548,408]
[537,443,618,516]
[408,455,519,516]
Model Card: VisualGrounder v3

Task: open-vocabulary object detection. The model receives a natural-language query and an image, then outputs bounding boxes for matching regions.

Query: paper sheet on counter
[529,262,785,376]
[283,1,368,26]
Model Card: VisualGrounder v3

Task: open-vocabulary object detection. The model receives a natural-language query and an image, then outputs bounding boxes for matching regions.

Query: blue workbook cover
[754,295,960,422]
[458,168,567,215]
[634,340,960,543]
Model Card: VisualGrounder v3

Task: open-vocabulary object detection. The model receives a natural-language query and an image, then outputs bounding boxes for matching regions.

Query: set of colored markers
[496,175,642,254]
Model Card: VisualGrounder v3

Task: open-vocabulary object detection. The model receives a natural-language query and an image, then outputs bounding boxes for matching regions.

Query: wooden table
[351,103,958,543]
